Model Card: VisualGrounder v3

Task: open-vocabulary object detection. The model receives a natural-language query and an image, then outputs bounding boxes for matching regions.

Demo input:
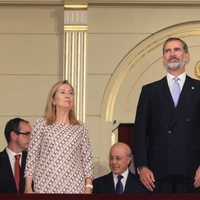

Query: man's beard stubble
[163,57,187,71]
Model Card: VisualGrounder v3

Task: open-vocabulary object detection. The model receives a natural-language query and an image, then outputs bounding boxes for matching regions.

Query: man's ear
[127,157,132,167]
[10,131,17,141]
[186,53,190,63]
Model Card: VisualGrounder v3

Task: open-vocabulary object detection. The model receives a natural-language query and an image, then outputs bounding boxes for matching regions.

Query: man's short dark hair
[4,118,29,143]
[163,37,189,54]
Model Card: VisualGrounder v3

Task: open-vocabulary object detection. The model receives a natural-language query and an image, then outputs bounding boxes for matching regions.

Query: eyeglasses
[16,131,31,137]
[108,156,129,162]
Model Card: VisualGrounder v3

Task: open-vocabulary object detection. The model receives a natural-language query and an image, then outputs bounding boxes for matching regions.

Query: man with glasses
[93,142,145,194]
[0,118,31,193]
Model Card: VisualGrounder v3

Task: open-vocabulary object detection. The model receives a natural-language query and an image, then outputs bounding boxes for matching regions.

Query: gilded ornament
[195,61,200,79]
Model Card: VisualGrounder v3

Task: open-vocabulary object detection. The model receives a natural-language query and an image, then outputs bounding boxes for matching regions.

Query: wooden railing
[0,194,200,200]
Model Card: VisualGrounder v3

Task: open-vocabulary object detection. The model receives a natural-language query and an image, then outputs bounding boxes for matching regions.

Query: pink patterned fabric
[25,118,93,193]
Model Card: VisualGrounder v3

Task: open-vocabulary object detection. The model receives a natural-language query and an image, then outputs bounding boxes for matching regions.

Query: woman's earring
[53,104,56,111]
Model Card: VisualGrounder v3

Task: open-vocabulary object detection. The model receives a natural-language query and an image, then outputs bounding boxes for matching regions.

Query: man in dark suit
[133,37,200,193]
[0,118,31,193]
[93,142,145,194]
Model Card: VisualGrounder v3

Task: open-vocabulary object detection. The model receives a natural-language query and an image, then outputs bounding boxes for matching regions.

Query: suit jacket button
[168,130,172,134]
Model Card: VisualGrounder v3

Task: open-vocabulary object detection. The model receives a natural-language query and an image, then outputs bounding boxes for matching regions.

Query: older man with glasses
[93,142,145,194]
[0,117,31,193]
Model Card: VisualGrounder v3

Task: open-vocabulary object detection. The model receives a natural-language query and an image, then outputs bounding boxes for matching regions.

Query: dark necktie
[172,77,180,107]
[116,175,123,194]
[14,154,21,192]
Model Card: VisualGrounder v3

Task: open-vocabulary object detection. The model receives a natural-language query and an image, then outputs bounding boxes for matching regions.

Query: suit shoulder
[0,152,3,161]
[139,78,165,97]
[187,76,200,84]
[93,173,111,183]
[0,149,7,158]
[142,78,165,89]
[128,171,140,181]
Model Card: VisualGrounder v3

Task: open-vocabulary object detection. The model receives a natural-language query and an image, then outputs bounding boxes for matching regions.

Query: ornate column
[64,4,87,122]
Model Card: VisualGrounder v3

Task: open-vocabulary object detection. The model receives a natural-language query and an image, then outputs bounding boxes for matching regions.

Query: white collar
[167,72,186,81]
[112,168,129,180]
[6,147,22,160]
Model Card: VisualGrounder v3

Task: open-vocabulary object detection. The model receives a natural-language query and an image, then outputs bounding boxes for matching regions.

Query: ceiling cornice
[0,0,200,6]
[64,0,200,6]
[0,0,64,5]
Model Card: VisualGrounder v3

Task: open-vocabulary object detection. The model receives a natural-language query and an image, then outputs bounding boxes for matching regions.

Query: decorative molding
[1,0,200,6]
[64,10,87,25]
[64,31,87,122]
[64,25,87,31]
[101,21,200,122]
[64,4,87,8]
[195,61,200,79]
[64,4,87,122]
[65,0,200,6]
[0,0,64,5]
[1,0,200,5]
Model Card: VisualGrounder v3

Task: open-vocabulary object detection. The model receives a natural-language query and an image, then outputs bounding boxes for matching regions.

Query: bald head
[109,142,132,175]
[110,142,132,157]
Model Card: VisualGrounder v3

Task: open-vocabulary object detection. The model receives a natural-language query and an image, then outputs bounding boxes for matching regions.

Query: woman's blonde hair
[44,80,79,125]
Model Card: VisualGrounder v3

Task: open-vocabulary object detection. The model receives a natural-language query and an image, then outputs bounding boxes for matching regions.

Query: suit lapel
[170,76,196,126]
[155,76,197,127]
[19,151,27,192]
[1,149,17,190]
[106,173,115,193]
[156,77,175,125]
[124,171,132,193]
[160,77,174,107]
[20,151,26,177]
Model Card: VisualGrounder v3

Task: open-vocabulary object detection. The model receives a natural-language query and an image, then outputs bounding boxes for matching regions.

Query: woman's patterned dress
[25,118,93,193]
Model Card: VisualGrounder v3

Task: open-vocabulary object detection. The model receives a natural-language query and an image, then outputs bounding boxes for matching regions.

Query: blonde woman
[24,80,93,193]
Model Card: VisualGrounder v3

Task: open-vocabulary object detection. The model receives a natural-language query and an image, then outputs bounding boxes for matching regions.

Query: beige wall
[0,0,200,179]
[0,2,64,150]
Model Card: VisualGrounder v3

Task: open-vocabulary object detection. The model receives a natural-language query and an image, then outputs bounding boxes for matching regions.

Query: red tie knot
[15,154,21,160]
